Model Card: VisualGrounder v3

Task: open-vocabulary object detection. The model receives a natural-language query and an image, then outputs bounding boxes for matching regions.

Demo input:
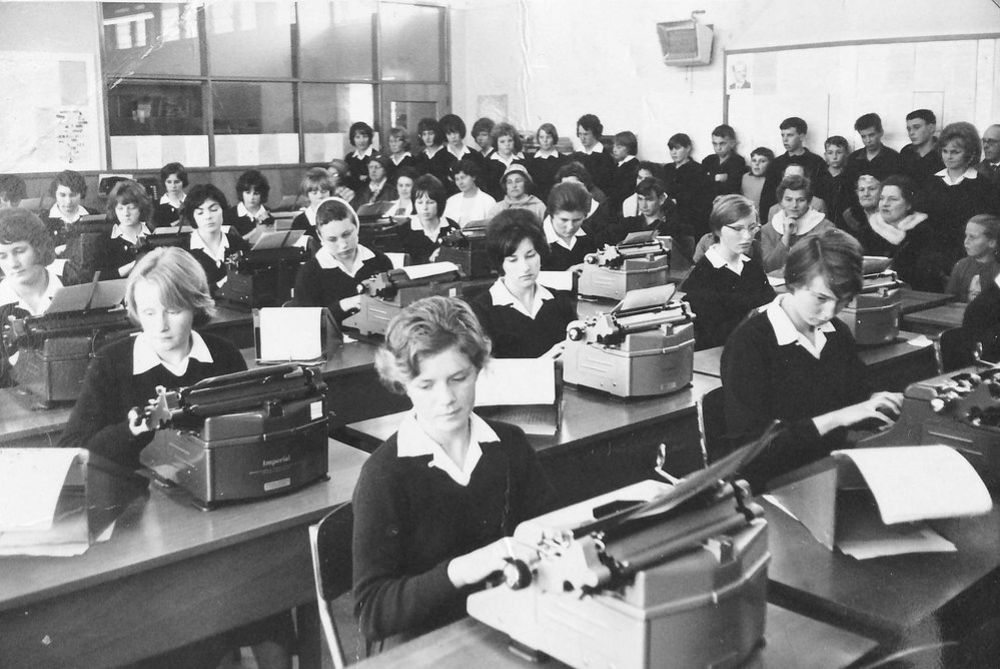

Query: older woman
[486,164,547,222]
[840,173,881,234]
[760,174,836,272]
[352,296,554,646]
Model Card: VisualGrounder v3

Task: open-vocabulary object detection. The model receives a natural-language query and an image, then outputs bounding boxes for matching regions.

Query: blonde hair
[125,247,216,326]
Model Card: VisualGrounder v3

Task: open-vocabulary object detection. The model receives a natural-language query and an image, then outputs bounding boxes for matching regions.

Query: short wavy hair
[182,184,228,227]
[784,229,863,301]
[413,174,448,214]
[0,207,55,267]
[349,121,374,146]
[375,296,491,394]
[547,181,591,215]
[939,121,982,167]
[439,113,467,139]
[387,126,411,152]
[708,194,757,236]
[50,170,87,198]
[126,247,216,327]
[106,180,154,226]
[159,162,188,188]
[416,117,443,146]
[235,169,270,201]
[485,208,548,272]
[300,167,334,196]
[491,122,523,153]
[777,173,813,201]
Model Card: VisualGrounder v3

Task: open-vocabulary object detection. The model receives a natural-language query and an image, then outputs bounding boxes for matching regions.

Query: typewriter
[577,230,671,300]
[341,261,466,336]
[836,256,903,346]
[436,220,494,278]
[858,364,1000,487]
[215,230,310,309]
[139,364,330,508]
[467,435,771,669]
[563,284,695,397]
[145,225,194,249]
[5,278,134,406]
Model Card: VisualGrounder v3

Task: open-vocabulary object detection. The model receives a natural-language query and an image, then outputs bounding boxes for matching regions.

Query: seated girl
[326,159,358,204]
[398,175,459,265]
[413,117,450,185]
[442,159,496,227]
[486,164,546,222]
[681,194,775,350]
[610,177,692,260]
[44,169,90,259]
[552,160,613,247]
[153,162,187,228]
[385,126,415,184]
[352,295,554,645]
[69,179,154,283]
[721,229,903,490]
[291,167,335,239]
[388,167,418,219]
[472,209,576,358]
[293,197,392,325]
[345,121,378,191]
[0,208,62,387]
[484,123,527,200]
[963,272,1000,362]
[540,182,597,272]
[182,184,250,293]
[224,169,275,239]
[760,174,835,272]
[525,123,564,203]
[946,214,1000,302]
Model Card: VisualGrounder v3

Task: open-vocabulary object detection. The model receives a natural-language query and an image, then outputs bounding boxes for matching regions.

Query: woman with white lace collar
[760,173,835,272]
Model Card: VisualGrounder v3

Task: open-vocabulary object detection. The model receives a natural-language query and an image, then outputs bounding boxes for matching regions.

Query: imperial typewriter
[215,230,310,309]
[577,230,671,300]
[436,220,494,278]
[836,256,903,346]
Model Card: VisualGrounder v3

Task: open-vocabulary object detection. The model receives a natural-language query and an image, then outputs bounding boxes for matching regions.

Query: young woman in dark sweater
[59,246,292,668]
[182,184,250,294]
[223,169,275,238]
[352,296,554,646]
[397,174,459,265]
[293,197,392,325]
[68,179,153,283]
[472,208,576,358]
[721,229,903,491]
[540,181,597,272]
[682,194,774,350]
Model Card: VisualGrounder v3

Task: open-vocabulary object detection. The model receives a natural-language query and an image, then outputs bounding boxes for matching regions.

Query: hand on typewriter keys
[127,406,154,436]
[446,537,538,589]
[817,390,904,434]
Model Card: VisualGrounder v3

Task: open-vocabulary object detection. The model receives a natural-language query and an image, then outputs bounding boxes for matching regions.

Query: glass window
[379,3,444,81]
[107,81,204,135]
[301,83,374,162]
[102,2,201,77]
[213,82,295,134]
[205,1,293,78]
[299,1,376,81]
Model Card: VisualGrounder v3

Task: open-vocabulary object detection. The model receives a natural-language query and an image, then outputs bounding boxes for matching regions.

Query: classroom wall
[449,0,1000,163]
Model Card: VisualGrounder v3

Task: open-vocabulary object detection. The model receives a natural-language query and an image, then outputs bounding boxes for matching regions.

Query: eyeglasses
[983,137,1000,145]
[723,222,760,235]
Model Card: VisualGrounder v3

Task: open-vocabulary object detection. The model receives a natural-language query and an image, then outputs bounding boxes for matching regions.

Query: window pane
[108,81,204,135]
[299,1,375,80]
[380,3,444,81]
[213,82,297,165]
[205,1,293,78]
[301,84,374,162]
[102,2,201,77]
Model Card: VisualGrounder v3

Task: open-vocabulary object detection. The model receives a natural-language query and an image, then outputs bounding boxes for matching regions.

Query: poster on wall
[0,52,102,172]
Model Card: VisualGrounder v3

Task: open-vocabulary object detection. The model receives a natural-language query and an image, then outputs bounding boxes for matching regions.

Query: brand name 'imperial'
[263,454,292,468]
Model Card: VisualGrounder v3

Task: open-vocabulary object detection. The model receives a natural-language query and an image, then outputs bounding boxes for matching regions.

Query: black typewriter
[437,220,494,278]
[215,230,310,309]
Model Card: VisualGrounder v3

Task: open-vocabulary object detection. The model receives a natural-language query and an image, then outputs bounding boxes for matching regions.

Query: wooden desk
[763,497,1000,645]
[693,330,938,392]
[0,388,72,447]
[902,302,967,337]
[203,305,255,348]
[899,289,955,315]
[343,376,719,506]
[0,440,367,668]
[352,606,878,669]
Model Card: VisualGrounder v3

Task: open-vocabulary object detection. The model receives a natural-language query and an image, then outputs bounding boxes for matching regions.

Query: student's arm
[758,225,788,272]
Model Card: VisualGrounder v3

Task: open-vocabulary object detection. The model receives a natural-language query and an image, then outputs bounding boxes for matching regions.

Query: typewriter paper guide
[862,255,893,274]
[614,283,676,313]
[251,229,305,251]
[46,278,128,314]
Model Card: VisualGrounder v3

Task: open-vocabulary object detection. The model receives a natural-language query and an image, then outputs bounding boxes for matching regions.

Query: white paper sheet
[400,261,459,280]
[0,520,115,557]
[475,358,556,407]
[258,307,323,362]
[832,446,992,525]
[906,335,933,348]
[0,449,80,531]
[538,270,574,292]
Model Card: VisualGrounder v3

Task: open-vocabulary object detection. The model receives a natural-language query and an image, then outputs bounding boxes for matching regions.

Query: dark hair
[471,117,496,138]
[316,198,359,228]
[537,123,559,144]
[547,181,592,215]
[438,113,467,139]
[613,131,638,156]
[367,154,393,172]
[300,167,333,195]
[412,174,447,214]
[491,122,523,153]
[636,161,663,180]
[854,113,883,134]
[235,169,270,202]
[107,180,154,225]
[634,177,667,199]
[779,117,808,134]
[750,146,775,161]
[395,166,419,187]
[906,109,937,125]
[50,170,87,199]
[784,229,863,300]
[485,209,548,272]
[880,174,918,209]
[554,161,594,191]
[576,114,603,139]
[667,133,692,150]
[939,122,982,166]
[349,121,374,145]
[450,159,482,181]
[709,194,757,235]
[182,184,228,227]
[0,208,55,267]
[159,162,188,188]
[0,174,27,206]
[777,174,813,200]
[712,124,737,140]
[825,135,849,150]
[416,117,443,146]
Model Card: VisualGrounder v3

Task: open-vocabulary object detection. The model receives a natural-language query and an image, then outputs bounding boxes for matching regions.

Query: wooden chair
[938,326,978,373]
[700,385,732,465]
[308,503,354,669]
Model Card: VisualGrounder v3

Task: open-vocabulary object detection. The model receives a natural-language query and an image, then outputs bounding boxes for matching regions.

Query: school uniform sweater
[721,301,870,491]
[471,282,576,358]
[153,200,183,228]
[924,172,1000,269]
[413,147,452,185]
[946,256,1000,303]
[525,151,565,203]
[352,418,554,643]
[702,153,748,198]
[964,277,1000,361]
[899,143,944,187]
[58,333,247,470]
[345,149,379,191]
[662,160,712,237]
[223,204,274,237]
[608,157,640,215]
[681,250,775,350]
[571,149,615,194]
[293,246,392,324]
[399,218,460,265]
[186,231,251,292]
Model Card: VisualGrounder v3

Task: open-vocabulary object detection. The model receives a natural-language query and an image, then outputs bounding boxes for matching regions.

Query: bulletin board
[724,35,1000,154]
[0,52,103,172]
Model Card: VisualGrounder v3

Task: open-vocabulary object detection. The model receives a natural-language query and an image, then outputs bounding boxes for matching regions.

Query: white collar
[315,244,376,276]
[369,178,387,193]
[579,142,604,155]
[423,145,443,158]
[447,145,472,159]
[189,229,230,265]
[488,277,553,319]
[705,244,749,275]
[490,152,525,165]
[237,201,268,221]
[770,208,825,236]
[0,267,62,315]
[351,146,375,160]
[617,155,636,167]
[396,411,499,486]
[936,167,979,186]
[392,199,414,215]
[391,152,412,164]
[133,330,213,376]
[410,217,450,240]
[764,295,835,359]
[159,193,184,206]
[110,223,148,242]
[543,216,586,250]
[48,203,87,224]
[534,148,559,159]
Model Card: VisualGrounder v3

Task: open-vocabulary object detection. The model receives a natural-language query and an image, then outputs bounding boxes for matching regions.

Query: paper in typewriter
[259,307,324,362]
[400,261,460,280]
[538,270,574,292]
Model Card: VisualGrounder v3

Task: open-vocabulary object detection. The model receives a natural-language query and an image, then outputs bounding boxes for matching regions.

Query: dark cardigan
[293,248,393,324]
[681,253,775,350]
[471,286,575,358]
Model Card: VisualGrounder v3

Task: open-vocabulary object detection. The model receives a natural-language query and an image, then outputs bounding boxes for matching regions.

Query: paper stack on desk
[474,358,559,435]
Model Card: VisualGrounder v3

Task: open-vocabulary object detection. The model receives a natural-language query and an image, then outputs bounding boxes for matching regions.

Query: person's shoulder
[200,331,246,364]
[479,419,531,451]
[367,249,394,270]
[357,434,405,484]
[94,333,137,361]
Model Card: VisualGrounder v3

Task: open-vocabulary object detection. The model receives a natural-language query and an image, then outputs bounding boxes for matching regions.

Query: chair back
[938,326,978,373]
[308,503,354,669]
[700,385,733,465]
